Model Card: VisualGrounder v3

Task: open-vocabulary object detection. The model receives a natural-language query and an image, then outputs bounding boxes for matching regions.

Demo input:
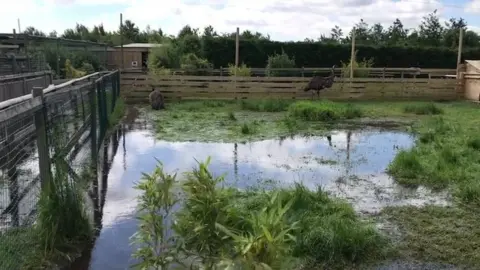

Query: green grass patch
[240,99,292,112]
[0,228,37,269]
[107,97,126,128]
[288,101,363,121]
[132,158,387,269]
[403,102,443,115]
[383,205,480,268]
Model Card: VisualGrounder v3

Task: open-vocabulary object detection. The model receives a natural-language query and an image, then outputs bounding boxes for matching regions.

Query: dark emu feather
[303,65,336,100]
[149,87,165,110]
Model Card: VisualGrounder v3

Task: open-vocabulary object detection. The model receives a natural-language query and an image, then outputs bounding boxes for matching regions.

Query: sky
[1,0,480,41]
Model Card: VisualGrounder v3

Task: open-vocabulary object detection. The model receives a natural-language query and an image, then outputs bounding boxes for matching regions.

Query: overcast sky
[1,0,480,41]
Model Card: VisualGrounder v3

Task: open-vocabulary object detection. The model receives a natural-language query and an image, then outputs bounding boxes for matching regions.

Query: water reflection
[72,124,451,270]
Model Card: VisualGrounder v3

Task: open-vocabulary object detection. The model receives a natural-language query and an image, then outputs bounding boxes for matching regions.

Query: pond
[72,124,450,269]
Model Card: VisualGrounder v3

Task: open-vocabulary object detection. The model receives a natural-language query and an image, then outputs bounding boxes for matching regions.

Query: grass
[382,205,480,268]
[133,158,388,269]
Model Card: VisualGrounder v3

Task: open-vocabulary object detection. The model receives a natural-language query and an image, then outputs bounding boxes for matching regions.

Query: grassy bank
[132,158,388,270]
[145,99,480,268]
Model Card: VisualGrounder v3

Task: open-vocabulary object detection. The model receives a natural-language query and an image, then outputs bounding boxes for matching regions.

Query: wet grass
[383,205,480,268]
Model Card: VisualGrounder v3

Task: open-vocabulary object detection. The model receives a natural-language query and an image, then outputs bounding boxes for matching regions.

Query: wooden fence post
[90,81,98,166]
[32,86,52,189]
[111,74,116,112]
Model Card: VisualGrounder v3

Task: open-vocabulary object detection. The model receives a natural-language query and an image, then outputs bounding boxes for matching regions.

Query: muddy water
[71,123,451,270]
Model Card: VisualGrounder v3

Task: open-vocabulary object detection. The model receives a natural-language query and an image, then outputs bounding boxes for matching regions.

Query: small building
[112,43,163,70]
[463,60,480,101]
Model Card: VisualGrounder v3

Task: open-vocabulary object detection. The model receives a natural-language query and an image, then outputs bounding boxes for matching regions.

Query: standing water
[71,121,449,270]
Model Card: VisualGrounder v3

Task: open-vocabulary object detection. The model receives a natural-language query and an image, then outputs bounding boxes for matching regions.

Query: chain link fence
[0,70,120,269]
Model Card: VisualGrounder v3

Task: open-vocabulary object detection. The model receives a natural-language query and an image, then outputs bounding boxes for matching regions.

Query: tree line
[22,10,480,69]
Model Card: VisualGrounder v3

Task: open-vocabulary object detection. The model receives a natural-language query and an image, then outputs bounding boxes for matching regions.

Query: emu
[303,65,336,99]
[149,87,165,110]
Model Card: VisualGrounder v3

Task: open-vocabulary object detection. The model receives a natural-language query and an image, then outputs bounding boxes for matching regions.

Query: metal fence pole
[90,81,98,162]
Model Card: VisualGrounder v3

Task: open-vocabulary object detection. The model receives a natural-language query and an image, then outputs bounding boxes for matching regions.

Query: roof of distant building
[115,43,162,48]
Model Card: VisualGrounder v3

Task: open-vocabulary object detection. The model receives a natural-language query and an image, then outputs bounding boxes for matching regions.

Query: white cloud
[465,0,480,13]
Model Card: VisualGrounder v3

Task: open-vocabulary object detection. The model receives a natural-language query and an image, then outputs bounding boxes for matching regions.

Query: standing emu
[303,65,336,99]
[149,87,165,110]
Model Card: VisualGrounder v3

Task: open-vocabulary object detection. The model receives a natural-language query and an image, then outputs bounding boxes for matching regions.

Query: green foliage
[228,63,252,77]
[70,50,101,71]
[340,50,374,78]
[132,158,387,269]
[266,50,296,77]
[288,101,363,121]
[403,103,444,115]
[79,62,95,74]
[148,43,182,69]
[130,160,181,270]
[180,53,213,75]
[240,99,292,112]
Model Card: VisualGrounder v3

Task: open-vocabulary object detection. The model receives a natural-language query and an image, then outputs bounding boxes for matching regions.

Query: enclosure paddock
[120,68,463,103]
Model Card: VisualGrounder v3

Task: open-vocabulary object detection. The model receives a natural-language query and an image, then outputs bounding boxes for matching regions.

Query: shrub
[65,59,86,78]
[147,42,181,70]
[266,50,296,77]
[79,62,95,74]
[180,53,212,75]
[340,50,374,78]
[228,63,252,77]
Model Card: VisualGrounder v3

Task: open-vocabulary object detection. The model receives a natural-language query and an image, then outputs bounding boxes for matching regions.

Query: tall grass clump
[32,159,92,268]
[228,63,252,77]
[403,102,443,115]
[132,157,387,269]
[288,101,363,121]
[130,160,182,270]
[240,99,292,112]
[340,50,374,78]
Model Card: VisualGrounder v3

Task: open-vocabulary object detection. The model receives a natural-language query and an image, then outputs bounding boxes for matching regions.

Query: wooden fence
[120,68,460,102]
[0,71,52,102]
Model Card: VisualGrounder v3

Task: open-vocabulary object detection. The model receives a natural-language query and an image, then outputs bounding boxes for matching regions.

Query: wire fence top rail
[0,71,107,111]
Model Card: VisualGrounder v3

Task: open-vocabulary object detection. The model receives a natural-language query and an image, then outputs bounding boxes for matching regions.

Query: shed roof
[466,60,480,71]
[115,43,163,48]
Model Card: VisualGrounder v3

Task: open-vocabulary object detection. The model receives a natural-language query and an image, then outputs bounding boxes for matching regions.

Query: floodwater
[70,119,451,270]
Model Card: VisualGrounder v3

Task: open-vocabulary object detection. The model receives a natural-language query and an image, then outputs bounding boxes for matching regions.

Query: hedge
[201,38,480,69]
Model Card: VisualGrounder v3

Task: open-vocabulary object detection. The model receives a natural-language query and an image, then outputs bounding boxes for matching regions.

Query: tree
[121,20,140,42]
[24,26,46,37]
[386,19,408,46]
[418,10,444,46]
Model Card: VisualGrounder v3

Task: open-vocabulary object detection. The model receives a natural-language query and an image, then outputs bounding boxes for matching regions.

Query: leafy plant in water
[215,191,298,269]
[174,157,230,268]
[130,160,183,270]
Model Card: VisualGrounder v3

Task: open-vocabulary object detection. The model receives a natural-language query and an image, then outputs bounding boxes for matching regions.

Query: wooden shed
[463,60,480,101]
[111,43,163,70]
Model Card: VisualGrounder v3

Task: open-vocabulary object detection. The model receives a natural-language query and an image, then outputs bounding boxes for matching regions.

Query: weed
[107,97,126,128]
[241,122,256,135]
[228,111,237,121]
[467,138,480,150]
[403,103,443,115]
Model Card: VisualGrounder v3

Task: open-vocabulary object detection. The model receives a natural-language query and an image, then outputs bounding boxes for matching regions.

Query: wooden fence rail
[0,71,53,102]
[121,69,460,102]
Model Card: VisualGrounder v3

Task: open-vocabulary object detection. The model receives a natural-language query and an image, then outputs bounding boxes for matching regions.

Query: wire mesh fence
[0,70,120,269]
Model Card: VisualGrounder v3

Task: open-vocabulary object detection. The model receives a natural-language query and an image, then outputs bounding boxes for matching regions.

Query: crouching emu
[149,87,165,110]
[303,65,336,100]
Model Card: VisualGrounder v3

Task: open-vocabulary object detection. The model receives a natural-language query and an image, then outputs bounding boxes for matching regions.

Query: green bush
[266,50,296,77]
[79,62,95,74]
[340,50,374,78]
[180,53,212,75]
[228,63,252,77]
[147,42,182,69]
[403,103,444,115]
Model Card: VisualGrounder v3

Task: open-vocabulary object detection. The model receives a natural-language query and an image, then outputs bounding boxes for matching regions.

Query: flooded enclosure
[73,121,450,270]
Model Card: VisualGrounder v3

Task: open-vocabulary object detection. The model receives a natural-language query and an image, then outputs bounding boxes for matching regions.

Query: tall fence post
[111,74,116,112]
[90,81,98,165]
[102,78,109,128]
[32,87,52,189]
[96,79,104,143]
